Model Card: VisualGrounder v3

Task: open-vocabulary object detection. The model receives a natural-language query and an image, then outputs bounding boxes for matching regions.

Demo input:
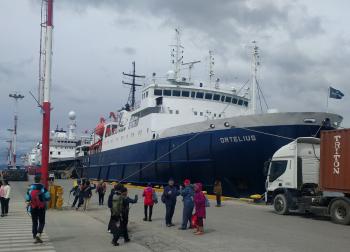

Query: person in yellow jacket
[213,179,222,207]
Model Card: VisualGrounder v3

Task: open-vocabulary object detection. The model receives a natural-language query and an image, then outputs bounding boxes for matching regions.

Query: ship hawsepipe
[80,112,342,197]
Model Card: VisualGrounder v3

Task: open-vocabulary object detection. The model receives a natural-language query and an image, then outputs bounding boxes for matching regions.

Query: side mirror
[263,160,271,176]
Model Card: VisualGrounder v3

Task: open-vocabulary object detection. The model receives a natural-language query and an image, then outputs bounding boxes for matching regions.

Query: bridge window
[164,90,171,96]
[243,101,248,107]
[221,96,225,102]
[154,89,162,96]
[176,110,179,114]
[205,93,213,100]
[238,100,243,105]
[213,94,220,101]
[196,92,204,98]
[194,111,198,115]
[225,96,232,103]
[232,98,238,104]
[172,90,181,96]
[191,91,196,98]
[200,112,203,116]
[182,91,190,97]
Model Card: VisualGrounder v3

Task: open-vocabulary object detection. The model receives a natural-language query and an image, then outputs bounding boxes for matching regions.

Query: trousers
[181,203,194,228]
[31,208,46,238]
[165,202,176,225]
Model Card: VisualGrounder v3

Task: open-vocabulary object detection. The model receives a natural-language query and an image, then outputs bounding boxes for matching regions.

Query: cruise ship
[82,30,343,196]
[24,111,91,177]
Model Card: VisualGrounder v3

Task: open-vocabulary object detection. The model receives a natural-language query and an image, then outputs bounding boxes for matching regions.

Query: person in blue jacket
[25,175,51,244]
[161,178,180,227]
[179,179,194,230]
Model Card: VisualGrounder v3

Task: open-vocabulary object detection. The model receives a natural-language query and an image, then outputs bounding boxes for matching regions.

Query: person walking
[107,183,123,232]
[70,179,81,208]
[119,187,138,243]
[82,180,95,211]
[179,179,194,230]
[109,185,124,246]
[194,183,206,235]
[214,178,222,207]
[96,180,107,206]
[161,178,179,227]
[2,180,11,216]
[25,176,51,243]
[143,183,156,221]
[0,181,5,217]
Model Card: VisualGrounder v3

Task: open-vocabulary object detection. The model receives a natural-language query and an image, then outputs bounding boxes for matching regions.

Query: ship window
[225,96,232,103]
[238,99,243,105]
[58,152,61,155]
[154,89,162,96]
[169,110,173,114]
[200,112,203,116]
[191,91,196,98]
[232,98,238,104]
[182,91,190,97]
[243,101,248,107]
[146,91,148,97]
[214,113,217,117]
[196,92,204,98]
[221,96,225,102]
[163,90,171,96]
[213,94,220,101]
[172,90,181,96]
[194,111,198,115]
[176,110,179,114]
[205,93,213,100]
[50,151,53,155]
[219,114,222,118]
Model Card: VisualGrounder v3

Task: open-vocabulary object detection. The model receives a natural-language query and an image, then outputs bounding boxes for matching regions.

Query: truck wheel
[273,194,289,215]
[330,199,350,225]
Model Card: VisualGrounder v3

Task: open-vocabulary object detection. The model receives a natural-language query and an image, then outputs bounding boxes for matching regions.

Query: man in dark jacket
[162,178,180,227]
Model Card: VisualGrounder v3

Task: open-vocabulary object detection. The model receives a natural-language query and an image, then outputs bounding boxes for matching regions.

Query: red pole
[41,0,53,188]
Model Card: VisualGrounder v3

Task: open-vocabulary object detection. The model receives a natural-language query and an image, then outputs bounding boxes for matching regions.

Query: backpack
[111,194,123,216]
[30,188,45,209]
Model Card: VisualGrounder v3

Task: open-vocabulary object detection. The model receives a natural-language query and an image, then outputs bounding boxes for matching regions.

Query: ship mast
[170,28,184,81]
[39,0,54,188]
[250,41,260,114]
[209,50,215,87]
[122,61,145,110]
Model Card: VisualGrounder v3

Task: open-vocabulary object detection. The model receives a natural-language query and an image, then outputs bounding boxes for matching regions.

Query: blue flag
[329,87,344,99]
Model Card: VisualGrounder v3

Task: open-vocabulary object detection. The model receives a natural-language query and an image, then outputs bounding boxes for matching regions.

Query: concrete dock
[1,179,350,252]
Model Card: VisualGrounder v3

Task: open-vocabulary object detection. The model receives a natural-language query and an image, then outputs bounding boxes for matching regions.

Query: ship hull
[83,119,335,196]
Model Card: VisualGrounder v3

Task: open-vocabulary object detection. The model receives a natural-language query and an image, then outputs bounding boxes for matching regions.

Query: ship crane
[182,60,201,83]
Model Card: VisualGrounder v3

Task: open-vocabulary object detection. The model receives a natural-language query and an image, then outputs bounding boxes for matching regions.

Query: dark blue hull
[83,124,326,196]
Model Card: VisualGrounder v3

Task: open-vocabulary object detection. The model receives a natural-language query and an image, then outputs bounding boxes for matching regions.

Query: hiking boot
[35,236,43,243]
[143,217,147,221]
[178,227,186,230]
[148,218,152,222]
[111,239,119,246]
[124,238,130,243]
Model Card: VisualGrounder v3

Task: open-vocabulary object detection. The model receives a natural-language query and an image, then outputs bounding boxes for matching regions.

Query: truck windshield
[269,160,288,182]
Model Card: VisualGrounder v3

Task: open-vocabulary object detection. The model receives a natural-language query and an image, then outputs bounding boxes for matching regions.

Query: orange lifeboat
[95,117,105,137]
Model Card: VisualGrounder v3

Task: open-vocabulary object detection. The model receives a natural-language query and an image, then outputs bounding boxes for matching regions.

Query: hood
[195,183,202,192]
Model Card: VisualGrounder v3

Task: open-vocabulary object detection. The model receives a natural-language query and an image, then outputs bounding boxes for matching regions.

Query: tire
[330,199,350,225]
[273,194,290,215]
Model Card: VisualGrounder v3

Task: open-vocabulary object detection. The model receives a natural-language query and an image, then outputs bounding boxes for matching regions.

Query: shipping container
[320,129,350,194]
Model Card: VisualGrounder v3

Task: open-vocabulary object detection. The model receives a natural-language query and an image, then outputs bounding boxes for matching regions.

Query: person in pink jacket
[194,183,206,235]
[143,183,156,221]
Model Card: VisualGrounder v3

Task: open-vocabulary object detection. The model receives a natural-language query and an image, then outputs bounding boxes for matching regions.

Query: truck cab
[265,137,350,225]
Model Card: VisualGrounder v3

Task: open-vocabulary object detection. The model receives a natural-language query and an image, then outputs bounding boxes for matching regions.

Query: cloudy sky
[0,0,349,164]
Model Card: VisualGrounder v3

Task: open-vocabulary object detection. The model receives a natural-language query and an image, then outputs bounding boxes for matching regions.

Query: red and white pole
[41,0,53,188]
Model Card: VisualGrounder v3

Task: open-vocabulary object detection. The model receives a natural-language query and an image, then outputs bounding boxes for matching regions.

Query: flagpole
[326,86,329,113]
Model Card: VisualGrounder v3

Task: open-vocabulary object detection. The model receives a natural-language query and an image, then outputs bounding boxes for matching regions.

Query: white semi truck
[265,131,350,225]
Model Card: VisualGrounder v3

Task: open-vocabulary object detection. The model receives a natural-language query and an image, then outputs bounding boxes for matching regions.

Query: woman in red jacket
[143,183,156,221]
[194,183,206,235]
